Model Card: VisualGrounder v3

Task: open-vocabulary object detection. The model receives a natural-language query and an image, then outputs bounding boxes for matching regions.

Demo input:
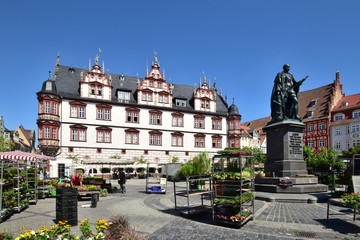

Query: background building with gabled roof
[330,93,360,152]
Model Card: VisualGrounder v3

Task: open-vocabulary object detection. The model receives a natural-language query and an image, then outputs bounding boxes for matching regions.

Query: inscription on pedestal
[288,132,303,157]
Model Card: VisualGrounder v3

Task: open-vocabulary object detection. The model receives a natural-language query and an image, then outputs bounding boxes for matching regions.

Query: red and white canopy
[0,151,56,162]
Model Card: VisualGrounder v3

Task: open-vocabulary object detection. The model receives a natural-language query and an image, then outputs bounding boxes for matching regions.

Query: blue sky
[1,0,359,137]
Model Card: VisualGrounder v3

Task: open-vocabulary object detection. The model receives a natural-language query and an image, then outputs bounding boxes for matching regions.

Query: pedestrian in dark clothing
[118,169,126,193]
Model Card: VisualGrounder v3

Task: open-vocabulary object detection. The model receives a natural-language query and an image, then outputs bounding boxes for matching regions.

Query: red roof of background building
[332,93,360,112]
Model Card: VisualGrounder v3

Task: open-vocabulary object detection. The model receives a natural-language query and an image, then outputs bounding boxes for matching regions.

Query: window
[44,127,50,139]
[142,92,153,101]
[90,84,103,96]
[45,102,50,113]
[353,111,360,119]
[52,128,57,139]
[228,137,240,148]
[347,126,350,134]
[353,139,360,147]
[318,122,325,130]
[149,81,154,87]
[308,141,315,148]
[149,131,162,145]
[212,135,222,148]
[347,140,351,149]
[194,134,205,147]
[70,125,87,141]
[126,108,140,123]
[334,113,344,122]
[96,127,112,143]
[308,100,317,108]
[352,124,360,133]
[201,99,210,109]
[212,117,222,130]
[149,110,162,125]
[175,99,186,107]
[96,104,112,120]
[171,133,183,147]
[117,90,131,101]
[69,102,86,118]
[335,127,342,135]
[159,94,169,103]
[318,139,325,147]
[194,115,205,129]
[52,103,57,115]
[157,82,162,89]
[125,129,139,144]
[307,124,314,131]
[305,111,313,118]
[172,113,184,127]
[335,141,341,149]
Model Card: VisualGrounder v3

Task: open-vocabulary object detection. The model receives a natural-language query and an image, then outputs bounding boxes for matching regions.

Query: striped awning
[0,151,56,162]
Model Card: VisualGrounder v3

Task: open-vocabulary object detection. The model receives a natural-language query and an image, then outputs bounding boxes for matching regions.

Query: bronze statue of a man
[270,64,308,123]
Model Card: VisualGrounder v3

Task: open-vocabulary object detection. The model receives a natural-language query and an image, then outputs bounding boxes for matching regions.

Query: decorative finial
[163,69,166,79]
[232,98,235,104]
[94,55,99,65]
[56,52,60,66]
[88,58,91,71]
[102,60,105,72]
[152,51,160,67]
[48,71,51,79]
[202,71,207,83]
[225,95,228,105]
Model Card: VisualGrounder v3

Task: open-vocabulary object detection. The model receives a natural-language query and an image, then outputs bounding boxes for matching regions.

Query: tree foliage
[177,152,211,176]
[303,146,345,171]
[342,145,360,157]
[0,136,15,152]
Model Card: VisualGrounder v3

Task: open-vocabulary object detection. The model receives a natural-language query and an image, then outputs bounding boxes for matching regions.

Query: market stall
[0,151,55,222]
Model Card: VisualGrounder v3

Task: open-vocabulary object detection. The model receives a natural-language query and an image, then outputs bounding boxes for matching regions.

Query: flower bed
[341,192,360,209]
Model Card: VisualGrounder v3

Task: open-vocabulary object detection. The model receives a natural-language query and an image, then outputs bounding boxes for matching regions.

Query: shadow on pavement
[315,219,360,234]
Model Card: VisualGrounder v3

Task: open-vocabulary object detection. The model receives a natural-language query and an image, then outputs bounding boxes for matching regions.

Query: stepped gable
[54,65,228,115]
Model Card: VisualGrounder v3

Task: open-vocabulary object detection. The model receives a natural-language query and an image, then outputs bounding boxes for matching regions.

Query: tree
[304,146,345,172]
[0,136,15,152]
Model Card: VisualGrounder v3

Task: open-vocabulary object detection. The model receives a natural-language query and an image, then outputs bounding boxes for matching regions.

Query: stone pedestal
[264,120,308,177]
[256,120,328,194]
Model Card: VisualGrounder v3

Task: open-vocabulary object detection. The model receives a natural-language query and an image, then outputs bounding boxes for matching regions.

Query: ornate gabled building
[37,54,241,177]
[244,72,345,152]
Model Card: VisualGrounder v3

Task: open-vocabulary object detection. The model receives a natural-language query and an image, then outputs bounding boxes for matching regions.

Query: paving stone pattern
[1,179,360,239]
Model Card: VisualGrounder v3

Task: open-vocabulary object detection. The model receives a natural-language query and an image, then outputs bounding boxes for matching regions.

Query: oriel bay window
[228,136,240,148]
[194,115,205,129]
[194,133,205,147]
[125,128,139,144]
[149,130,162,145]
[172,113,184,127]
[126,108,140,123]
[38,123,59,140]
[69,101,86,118]
[171,132,183,147]
[38,97,59,115]
[96,104,112,121]
[96,127,112,143]
[70,125,87,141]
[212,135,222,148]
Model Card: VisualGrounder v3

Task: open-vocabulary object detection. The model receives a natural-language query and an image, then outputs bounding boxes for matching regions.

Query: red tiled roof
[332,93,360,112]
[298,83,334,122]
[243,116,271,134]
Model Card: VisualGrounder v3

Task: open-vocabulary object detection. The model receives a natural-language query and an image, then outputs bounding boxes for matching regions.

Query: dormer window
[91,86,96,95]
[308,100,317,108]
[158,82,162,89]
[334,113,345,122]
[117,90,131,102]
[306,111,313,118]
[341,101,348,107]
[353,110,360,119]
[98,87,102,96]
[175,99,186,107]
[149,81,154,87]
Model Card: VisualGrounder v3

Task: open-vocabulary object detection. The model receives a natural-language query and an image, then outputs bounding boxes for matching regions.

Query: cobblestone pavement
[1,179,360,239]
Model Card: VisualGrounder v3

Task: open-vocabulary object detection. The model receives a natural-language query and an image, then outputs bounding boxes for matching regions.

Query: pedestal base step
[255,183,328,194]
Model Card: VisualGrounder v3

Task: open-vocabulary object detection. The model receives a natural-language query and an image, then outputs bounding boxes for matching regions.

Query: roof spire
[88,58,91,71]
[53,52,60,80]
[102,60,105,73]
[94,55,99,65]
[48,71,52,80]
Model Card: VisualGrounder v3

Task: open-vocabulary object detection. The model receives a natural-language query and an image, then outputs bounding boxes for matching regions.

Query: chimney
[336,71,340,82]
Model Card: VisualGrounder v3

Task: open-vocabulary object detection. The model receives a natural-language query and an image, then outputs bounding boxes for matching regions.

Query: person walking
[118,169,126,193]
